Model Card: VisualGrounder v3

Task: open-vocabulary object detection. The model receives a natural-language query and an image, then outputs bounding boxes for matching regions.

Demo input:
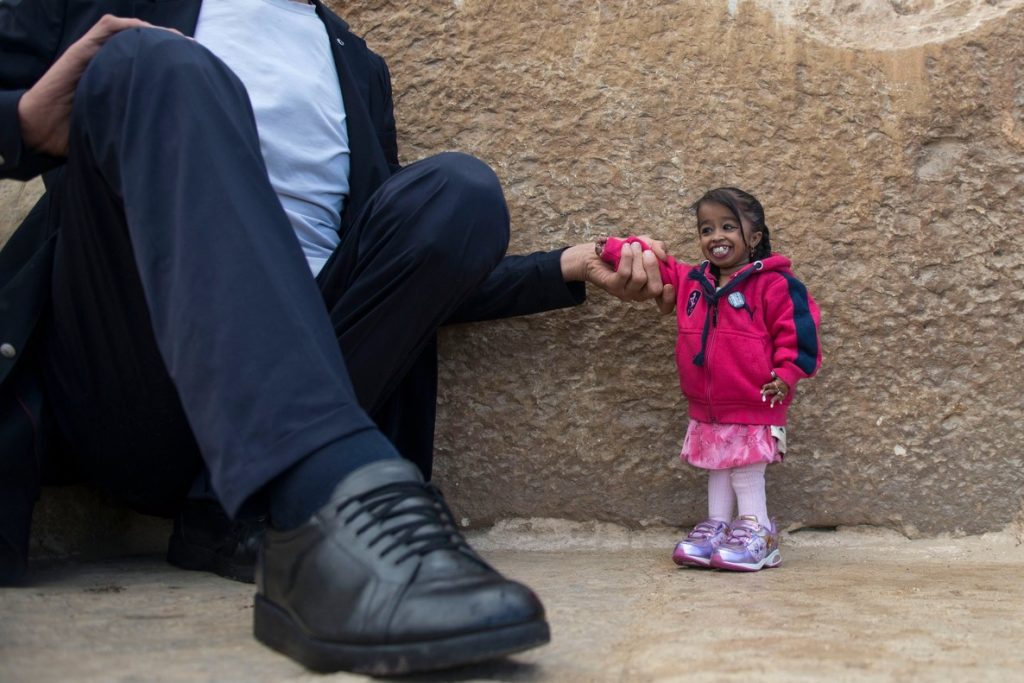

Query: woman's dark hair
[690,187,772,260]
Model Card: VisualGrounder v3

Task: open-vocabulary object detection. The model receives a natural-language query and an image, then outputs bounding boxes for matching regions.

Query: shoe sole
[710,549,782,572]
[253,593,551,675]
[672,549,711,568]
[166,534,255,584]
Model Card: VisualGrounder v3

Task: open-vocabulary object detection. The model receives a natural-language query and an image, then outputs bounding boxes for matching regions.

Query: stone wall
[3,0,1022,538]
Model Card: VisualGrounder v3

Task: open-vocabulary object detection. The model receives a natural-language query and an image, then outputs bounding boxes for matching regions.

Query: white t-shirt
[195,0,350,275]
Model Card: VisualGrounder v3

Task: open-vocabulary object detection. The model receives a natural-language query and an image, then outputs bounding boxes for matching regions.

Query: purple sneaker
[672,519,729,568]
[710,516,782,572]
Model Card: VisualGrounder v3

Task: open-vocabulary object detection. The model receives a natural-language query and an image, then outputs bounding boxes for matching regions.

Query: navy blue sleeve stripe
[782,274,819,375]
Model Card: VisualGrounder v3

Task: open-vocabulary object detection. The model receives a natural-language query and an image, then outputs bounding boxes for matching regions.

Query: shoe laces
[687,520,724,541]
[341,481,477,565]
[723,519,761,548]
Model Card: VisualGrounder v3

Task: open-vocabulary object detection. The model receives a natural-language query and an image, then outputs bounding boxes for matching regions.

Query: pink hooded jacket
[602,237,821,425]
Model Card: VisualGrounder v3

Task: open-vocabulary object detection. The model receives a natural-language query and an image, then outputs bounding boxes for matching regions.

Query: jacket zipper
[705,300,718,422]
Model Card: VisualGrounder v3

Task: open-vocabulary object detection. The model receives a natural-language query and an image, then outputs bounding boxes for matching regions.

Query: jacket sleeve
[599,235,685,289]
[0,0,68,180]
[446,249,585,324]
[763,273,822,390]
[366,50,399,173]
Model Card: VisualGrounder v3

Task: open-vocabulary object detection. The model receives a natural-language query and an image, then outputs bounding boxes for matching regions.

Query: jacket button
[0,343,15,359]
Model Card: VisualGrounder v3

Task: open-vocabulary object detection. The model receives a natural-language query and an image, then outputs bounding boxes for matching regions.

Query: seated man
[0,1,673,676]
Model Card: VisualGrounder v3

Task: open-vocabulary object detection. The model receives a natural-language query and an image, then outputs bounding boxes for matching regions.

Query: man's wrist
[560,243,593,283]
[15,90,38,151]
[16,85,55,155]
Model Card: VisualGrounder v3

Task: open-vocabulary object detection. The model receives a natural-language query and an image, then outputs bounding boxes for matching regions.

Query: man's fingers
[20,15,175,156]
[637,234,669,261]
[641,250,663,297]
[92,15,153,36]
[78,16,144,50]
[613,242,635,290]
[76,17,165,59]
[625,243,647,295]
[54,16,157,80]
[600,238,670,303]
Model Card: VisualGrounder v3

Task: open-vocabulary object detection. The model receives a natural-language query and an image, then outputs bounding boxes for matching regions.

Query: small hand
[655,281,676,315]
[18,15,177,157]
[760,371,789,408]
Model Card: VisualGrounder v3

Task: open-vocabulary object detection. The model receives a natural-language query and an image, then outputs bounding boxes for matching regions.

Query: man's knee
[428,152,506,217]
[77,27,242,110]
[412,152,510,265]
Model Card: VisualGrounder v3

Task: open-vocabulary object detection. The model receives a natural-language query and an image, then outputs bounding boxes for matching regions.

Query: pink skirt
[680,420,782,470]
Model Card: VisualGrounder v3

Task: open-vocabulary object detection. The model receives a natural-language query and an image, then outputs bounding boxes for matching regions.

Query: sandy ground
[1,525,1023,682]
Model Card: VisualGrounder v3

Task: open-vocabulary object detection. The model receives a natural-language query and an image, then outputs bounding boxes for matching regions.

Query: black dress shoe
[254,459,550,675]
[166,498,265,583]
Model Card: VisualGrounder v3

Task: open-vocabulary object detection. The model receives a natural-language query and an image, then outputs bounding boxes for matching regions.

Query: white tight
[707,463,769,527]
[708,469,735,523]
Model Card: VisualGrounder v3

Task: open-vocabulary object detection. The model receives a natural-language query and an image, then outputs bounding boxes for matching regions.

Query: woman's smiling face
[696,201,762,278]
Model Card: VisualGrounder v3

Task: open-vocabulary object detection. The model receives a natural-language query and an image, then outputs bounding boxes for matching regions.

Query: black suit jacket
[0,0,584,584]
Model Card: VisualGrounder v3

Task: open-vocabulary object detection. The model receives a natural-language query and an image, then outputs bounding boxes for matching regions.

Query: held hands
[561,236,676,313]
[17,15,178,157]
[761,371,789,408]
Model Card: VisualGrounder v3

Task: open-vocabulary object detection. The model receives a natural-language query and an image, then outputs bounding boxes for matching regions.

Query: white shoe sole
[710,549,782,572]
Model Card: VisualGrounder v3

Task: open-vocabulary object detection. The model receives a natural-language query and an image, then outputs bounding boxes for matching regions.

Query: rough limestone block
[336,0,1024,537]
[3,1,1023,544]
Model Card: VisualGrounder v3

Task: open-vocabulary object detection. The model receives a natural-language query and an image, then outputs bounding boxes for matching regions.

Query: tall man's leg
[44,29,388,512]
[173,153,509,577]
[257,153,554,674]
[41,27,546,675]
[318,151,511,478]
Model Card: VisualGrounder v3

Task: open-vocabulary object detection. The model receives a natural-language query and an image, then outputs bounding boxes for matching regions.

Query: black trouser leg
[317,152,510,479]
[41,28,376,515]
[369,340,438,478]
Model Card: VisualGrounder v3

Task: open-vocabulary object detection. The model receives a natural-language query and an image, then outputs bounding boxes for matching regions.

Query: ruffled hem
[680,419,783,470]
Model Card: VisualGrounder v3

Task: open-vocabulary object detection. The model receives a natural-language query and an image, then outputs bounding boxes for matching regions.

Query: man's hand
[561,236,676,312]
[17,15,169,157]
